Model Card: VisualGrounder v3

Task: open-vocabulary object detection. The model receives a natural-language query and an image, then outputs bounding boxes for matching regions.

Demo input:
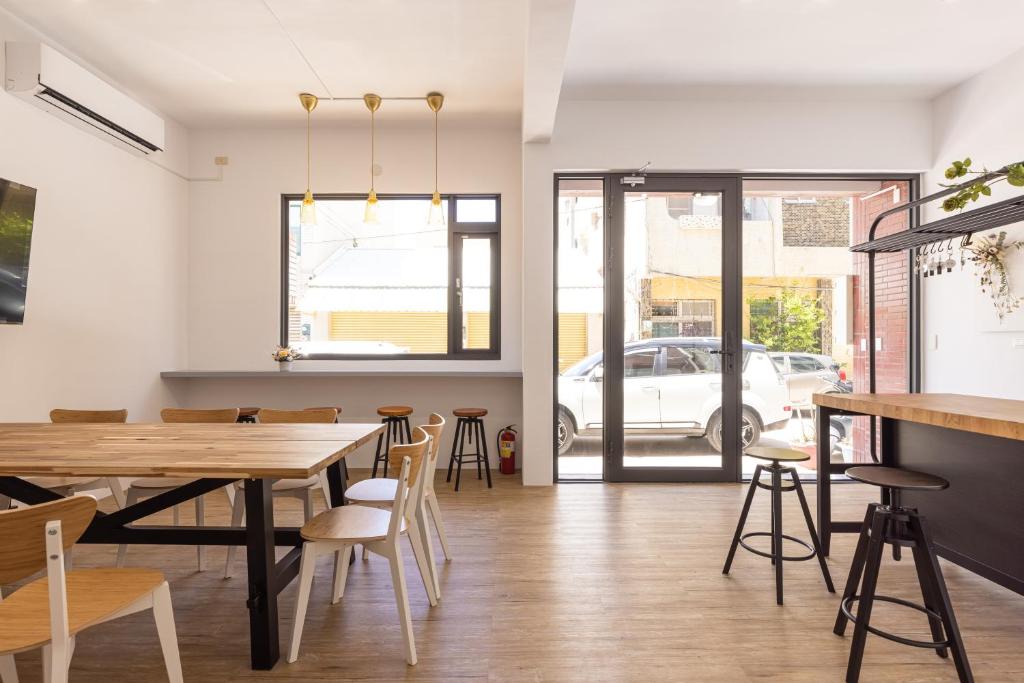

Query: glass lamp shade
[427,192,446,227]
[363,189,380,224]
[300,190,317,226]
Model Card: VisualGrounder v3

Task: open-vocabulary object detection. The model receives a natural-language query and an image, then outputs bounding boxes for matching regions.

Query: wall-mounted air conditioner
[4,41,165,155]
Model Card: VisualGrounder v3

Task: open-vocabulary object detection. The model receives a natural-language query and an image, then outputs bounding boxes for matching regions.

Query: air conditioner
[4,42,165,155]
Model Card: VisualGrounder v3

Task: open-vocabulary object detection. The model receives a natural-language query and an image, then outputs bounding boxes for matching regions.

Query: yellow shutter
[328,312,447,354]
[465,312,491,350]
[557,313,588,372]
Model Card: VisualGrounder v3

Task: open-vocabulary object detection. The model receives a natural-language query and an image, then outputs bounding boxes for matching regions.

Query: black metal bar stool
[372,405,413,478]
[446,408,491,491]
[834,466,973,683]
[723,446,834,604]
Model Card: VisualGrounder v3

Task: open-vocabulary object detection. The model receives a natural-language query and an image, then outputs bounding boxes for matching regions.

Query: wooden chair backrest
[388,427,429,488]
[258,408,338,424]
[49,409,128,424]
[0,497,96,583]
[387,456,413,541]
[161,407,239,423]
[417,414,446,490]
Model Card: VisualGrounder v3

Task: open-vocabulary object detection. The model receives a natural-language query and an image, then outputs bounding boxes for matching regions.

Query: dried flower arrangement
[965,231,1023,321]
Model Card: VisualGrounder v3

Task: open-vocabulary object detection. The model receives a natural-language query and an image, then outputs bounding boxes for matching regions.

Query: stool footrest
[738,531,816,562]
[840,595,950,650]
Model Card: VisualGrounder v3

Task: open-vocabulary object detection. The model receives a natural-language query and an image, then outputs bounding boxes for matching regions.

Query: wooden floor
[6,471,1024,682]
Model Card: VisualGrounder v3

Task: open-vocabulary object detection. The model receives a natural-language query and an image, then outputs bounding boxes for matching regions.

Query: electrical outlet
[214,156,229,166]
[931,334,939,350]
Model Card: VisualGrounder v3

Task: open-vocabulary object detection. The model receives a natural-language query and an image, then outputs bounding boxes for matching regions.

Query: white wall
[922,47,1024,399]
[0,11,190,422]
[182,122,523,467]
[522,97,933,484]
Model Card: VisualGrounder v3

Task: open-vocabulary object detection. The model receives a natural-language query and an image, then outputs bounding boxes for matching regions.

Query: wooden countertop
[813,393,1024,442]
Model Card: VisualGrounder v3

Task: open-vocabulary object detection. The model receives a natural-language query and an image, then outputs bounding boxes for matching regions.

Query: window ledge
[160,369,523,379]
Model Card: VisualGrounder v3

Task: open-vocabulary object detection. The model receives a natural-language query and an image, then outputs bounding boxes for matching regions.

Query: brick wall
[782,197,850,247]
[851,181,910,462]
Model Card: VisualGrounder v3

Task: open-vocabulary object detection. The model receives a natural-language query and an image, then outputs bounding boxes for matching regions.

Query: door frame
[552,171,922,484]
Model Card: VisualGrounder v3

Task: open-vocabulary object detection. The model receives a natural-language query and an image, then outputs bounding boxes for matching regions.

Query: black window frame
[280,192,501,360]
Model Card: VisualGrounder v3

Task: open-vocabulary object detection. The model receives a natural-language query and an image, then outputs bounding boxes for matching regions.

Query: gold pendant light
[426,92,445,227]
[299,92,318,226]
[363,93,382,224]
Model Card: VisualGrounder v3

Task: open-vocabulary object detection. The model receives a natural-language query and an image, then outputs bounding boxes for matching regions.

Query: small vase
[278,362,293,372]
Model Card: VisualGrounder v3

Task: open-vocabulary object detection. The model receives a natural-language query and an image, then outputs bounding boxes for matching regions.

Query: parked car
[557,337,791,455]
[769,352,850,404]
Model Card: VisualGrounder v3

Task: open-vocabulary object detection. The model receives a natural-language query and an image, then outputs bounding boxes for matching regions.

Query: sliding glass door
[556,175,743,482]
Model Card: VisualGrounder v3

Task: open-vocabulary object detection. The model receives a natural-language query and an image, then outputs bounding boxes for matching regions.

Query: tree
[748,289,824,352]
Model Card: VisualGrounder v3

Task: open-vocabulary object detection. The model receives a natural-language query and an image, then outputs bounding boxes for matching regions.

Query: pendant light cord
[306,108,311,191]
[434,109,439,194]
[370,109,376,192]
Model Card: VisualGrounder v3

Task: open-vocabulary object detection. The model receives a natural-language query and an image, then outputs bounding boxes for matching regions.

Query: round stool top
[454,407,488,418]
[377,405,413,417]
[846,466,949,491]
[744,446,810,463]
[238,407,260,418]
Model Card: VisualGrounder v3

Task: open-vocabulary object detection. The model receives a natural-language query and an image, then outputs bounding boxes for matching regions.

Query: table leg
[244,478,279,670]
[817,404,833,556]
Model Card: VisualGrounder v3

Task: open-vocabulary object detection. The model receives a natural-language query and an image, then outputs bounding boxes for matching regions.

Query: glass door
[605,176,743,482]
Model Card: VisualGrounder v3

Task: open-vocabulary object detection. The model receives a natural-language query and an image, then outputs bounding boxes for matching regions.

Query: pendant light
[299,93,318,226]
[426,92,445,227]
[363,93,382,224]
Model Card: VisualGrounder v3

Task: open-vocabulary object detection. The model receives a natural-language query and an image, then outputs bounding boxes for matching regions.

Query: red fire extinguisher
[497,425,517,475]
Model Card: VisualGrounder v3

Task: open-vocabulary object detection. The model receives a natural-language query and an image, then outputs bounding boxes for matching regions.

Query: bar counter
[814,392,1024,595]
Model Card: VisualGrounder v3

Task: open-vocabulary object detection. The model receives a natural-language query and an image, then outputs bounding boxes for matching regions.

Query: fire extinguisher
[497,425,517,475]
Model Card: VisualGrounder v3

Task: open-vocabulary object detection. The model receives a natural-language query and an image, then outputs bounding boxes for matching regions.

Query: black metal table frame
[0,458,348,671]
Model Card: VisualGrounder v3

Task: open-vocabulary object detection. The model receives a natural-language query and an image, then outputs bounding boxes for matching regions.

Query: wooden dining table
[0,421,385,670]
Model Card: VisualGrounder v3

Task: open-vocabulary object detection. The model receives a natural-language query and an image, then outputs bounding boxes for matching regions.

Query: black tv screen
[0,178,37,324]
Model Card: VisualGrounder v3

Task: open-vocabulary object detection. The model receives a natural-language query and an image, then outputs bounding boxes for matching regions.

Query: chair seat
[0,568,164,654]
[129,477,197,490]
[301,505,406,543]
[846,466,949,491]
[232,476,320,492]
[24,476,104,491]
[744,446,810,463]
[377,405,413,417]
[453,407,487,418]
[345,477,398,504]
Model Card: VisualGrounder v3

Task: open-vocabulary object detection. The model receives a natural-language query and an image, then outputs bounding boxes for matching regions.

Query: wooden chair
[0,497,183,683]
[19,409,130,508]
[116,408,239,571]
[223,408,339,578]
[345,413,450,599]
[288,430,431,666]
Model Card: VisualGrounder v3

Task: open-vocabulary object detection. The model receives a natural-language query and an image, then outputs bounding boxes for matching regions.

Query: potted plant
[272,345,301,371]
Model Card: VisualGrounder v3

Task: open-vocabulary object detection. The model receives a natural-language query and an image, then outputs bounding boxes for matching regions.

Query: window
[623,349,658,378]
[789,355,824,373]
[663,345,717,375]
[281,194,500,359]
[647,299,715,337]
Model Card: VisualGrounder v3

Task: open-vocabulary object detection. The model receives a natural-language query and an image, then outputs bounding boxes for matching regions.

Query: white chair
[288,431,432,666]
[223,408,339,578]
[116,408,240,571]
[346,413,450,599]
[19,409,130,509]
[0,497,183,683]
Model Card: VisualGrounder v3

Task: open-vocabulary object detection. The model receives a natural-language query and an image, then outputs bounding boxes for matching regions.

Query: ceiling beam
[522,0,575,144]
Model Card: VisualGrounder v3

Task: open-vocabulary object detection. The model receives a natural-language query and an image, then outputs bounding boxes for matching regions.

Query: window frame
[280,192,501,360]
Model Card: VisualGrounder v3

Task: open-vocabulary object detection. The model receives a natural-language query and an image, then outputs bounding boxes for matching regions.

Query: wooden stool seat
[300,504,406,544]
[377,405,413,417]
[846,465,949,491]
[238,406,260,418]
[745,446,810,463]
[0,568,165,653]
[453,408,487,418]
[344,477,398,505]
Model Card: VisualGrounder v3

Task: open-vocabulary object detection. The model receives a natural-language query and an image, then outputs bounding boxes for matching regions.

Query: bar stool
[723,446,834,604]
[237,407,260,423]
[446,408,491,491]
[834,466,973,683]
[372,406,413,478]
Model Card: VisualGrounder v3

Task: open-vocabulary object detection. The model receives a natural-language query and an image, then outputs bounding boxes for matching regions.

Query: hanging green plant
[940,158,1024,212]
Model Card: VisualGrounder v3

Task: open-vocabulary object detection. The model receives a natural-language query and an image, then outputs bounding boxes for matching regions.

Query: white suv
[557,337,791,455]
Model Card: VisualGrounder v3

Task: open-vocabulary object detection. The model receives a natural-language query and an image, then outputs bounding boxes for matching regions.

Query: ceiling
[562,0,1024,99]
[0,0,526,126]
